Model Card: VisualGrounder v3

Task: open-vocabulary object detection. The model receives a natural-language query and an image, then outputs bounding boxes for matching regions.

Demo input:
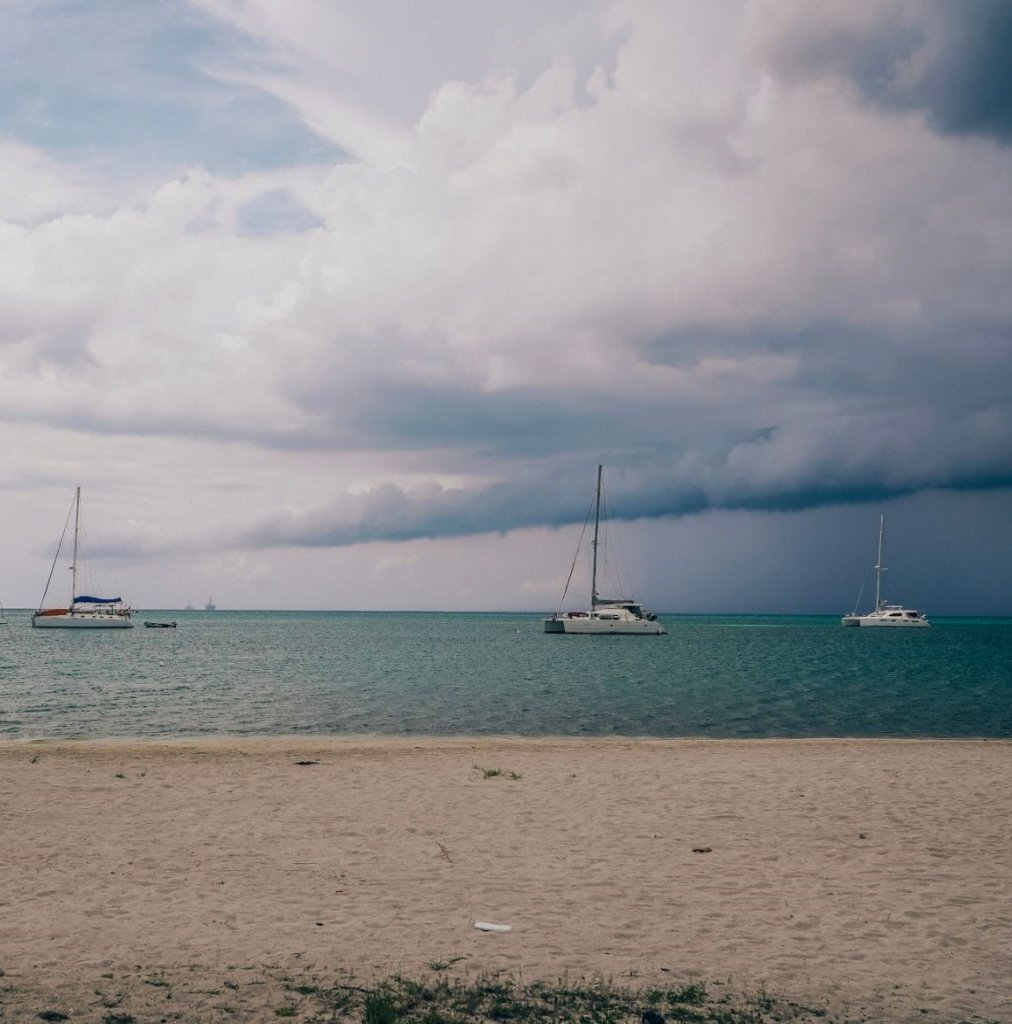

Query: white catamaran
[544,466,666,635]
[32,486,134,629]
[841,514,928,628]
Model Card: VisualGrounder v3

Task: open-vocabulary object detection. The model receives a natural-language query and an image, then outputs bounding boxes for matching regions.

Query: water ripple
[0,611,1009,740]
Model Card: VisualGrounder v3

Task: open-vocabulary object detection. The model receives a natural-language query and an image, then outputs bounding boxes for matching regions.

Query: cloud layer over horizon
[1,0,1011,612]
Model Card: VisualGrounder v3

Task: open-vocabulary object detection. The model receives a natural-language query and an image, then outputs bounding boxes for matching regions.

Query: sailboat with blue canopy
[32,487,134,629]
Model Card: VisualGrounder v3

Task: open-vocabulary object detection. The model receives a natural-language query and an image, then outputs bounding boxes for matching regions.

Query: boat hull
[544,615,666,635]
[32,612,133,629]
[841,614,928,628]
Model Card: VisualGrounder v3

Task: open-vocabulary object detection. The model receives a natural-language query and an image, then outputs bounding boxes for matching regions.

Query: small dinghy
[144,620,177,628]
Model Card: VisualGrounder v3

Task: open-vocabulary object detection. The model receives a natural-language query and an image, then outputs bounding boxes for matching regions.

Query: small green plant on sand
[363,989,398,1024]
[671,981,708,1004]
[428,957,466,972]
[752,986,775,1013]
[475,765,522,779]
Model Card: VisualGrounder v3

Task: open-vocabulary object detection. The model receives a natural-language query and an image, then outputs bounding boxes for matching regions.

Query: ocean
[1,611,1010,741]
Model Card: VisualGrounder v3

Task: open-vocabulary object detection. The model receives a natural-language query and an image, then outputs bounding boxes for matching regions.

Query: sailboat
[544,466,666,634]
[32,486,134,629]
[841,514,928,628]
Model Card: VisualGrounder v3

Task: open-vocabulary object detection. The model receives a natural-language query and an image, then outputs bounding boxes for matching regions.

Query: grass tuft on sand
[5,969,839,1023]
[308,974,831,1024]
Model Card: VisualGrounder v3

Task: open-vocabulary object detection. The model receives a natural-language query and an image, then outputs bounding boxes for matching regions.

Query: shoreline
[2,738,1009,1022]
[4,733,1009,747]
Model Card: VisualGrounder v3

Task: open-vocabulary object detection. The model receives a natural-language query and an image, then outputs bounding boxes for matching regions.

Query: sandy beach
[1,737,1009,1022]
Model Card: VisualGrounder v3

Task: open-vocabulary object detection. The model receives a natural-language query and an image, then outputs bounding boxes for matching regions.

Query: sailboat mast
[70,485,81,606]
[874,513,886,610]
[590,465,602,610]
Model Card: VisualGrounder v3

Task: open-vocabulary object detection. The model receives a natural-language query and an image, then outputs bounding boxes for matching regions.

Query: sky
[1,0,1011,614]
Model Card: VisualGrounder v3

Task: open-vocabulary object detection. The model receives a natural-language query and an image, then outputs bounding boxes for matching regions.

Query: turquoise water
[1,611,1009,740]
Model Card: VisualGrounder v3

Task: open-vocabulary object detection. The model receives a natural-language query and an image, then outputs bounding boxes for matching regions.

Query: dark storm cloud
[238,404,1012,551]
[330,383,660,459]
[759,0,1012,144]
[238,467,679,552]
[648,319,1012,414]
[893,1,1012,142]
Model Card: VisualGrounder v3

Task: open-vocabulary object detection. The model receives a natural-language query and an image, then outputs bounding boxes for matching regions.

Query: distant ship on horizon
[205,597,216,611]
